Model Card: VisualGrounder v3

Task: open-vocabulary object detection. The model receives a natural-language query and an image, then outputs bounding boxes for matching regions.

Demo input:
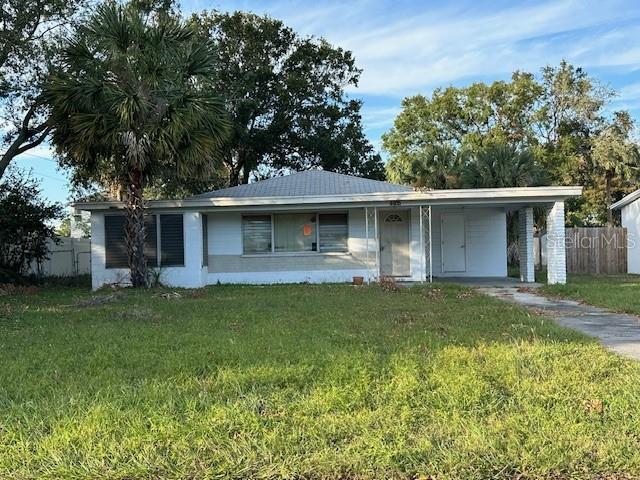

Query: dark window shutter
[160,214,184,266]
[144,215,158,267]
[202,214,208,267]
[105,215,128,268]
[105,214,158,268]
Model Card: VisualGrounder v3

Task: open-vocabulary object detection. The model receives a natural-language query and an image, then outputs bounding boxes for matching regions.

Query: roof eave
[73,186,583,211]
[610,189,640,210]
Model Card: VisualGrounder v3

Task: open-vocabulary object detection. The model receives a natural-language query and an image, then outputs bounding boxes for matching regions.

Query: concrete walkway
[478,286,640,360]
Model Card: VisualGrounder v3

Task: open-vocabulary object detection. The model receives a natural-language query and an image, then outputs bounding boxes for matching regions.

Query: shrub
[0,170,63,282]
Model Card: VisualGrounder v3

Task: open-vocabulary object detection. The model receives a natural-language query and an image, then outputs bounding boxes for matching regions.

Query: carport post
[546,201,567,284]
[519,207,535,283]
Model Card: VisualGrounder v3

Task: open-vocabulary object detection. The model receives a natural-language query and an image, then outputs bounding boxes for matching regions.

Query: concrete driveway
[478,286,640,361]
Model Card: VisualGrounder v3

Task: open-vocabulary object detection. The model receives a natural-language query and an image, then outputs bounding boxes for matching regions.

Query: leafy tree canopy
[0,0,88,179]
[383,61,639,225]
[189,11,385,187]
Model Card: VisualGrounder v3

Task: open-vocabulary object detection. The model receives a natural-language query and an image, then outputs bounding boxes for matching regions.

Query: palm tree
[461,143,541,188]
[408,144,463,189]
[592,111,639,225]
[45,2,229,287]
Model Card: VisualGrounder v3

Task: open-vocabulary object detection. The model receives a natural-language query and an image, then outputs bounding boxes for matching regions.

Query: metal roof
[190,170,411,198]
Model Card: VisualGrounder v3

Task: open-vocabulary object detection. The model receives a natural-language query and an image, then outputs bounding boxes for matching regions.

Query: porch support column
[546,201,567,284]
[374,207,380,280]
[419,206,425,282]
[420,205,433,283]
[365,207,379,283]
[518,207,535,283]
[365,207,369,283]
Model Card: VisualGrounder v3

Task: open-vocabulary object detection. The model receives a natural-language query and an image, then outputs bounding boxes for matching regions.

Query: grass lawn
[541,274,640,315]
[1,284,640,479]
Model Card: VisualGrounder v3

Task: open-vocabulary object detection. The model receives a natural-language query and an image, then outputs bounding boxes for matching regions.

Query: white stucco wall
[206,206,506,284]
[206,209,374,284]
[89,205,510,288]
[622,200,640,274]
[428,207,508,277]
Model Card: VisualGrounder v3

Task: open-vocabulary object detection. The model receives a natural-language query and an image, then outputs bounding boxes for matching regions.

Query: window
[159,214,184,266]
[384,214,404,223]
[242,215,272,254]
[242,212,349,254]
[104,215,128,268]
[105,215,157,268]
[274,213,317,252]
[319,213,348,252]
[145,215,158,266]
[104,214,182,268]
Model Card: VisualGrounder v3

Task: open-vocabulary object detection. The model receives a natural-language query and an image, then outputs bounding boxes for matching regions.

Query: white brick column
[546,201,567,284]
[519,207,535,282]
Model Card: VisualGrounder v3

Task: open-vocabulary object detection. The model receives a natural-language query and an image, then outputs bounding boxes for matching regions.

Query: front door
[441,213,466,272]
[380,210,410,277]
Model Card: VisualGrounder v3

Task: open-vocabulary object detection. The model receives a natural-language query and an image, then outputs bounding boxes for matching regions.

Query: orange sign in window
[303,224,313,236]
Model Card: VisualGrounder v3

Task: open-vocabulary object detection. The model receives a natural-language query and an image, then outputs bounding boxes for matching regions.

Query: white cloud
[177,0,640,146]
[198,0,640,96]
[360,106,401,130]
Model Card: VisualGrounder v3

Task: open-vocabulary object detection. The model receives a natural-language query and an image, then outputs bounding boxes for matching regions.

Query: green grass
[1,284,640,479]
[541,274,640,315]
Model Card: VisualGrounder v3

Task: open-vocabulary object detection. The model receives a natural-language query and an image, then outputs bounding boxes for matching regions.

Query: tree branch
[15,125,52,156]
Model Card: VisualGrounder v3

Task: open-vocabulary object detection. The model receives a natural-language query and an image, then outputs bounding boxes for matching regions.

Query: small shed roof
[611,189,640,210]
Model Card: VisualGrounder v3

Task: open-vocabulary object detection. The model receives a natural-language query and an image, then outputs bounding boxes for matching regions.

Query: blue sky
[15,0,640,205]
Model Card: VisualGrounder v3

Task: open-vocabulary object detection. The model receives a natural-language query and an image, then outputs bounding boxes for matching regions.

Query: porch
[361,202,567,285]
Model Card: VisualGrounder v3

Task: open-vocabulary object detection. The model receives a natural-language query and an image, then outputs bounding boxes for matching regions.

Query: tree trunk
[605,171,613,226]
[124,169,148,288]
[228,166,240,187]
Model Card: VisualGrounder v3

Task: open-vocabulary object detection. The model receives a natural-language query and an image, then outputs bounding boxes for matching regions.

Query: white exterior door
[441,213,466,272]
[380,210,410,277]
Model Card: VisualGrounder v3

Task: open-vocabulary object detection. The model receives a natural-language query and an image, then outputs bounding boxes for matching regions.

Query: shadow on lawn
[0,282,594,394]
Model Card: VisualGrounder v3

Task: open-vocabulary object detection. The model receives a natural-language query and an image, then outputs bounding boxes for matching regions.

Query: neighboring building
[612,189,640,274]
[69,207,92,238]
[75,170,582,290]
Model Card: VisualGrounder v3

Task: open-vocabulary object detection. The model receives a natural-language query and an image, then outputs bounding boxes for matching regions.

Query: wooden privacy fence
[565,227,627,274]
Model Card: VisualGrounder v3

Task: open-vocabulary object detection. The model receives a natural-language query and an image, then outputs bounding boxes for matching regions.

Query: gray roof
[611,188,640,210]
[190,170,411,198]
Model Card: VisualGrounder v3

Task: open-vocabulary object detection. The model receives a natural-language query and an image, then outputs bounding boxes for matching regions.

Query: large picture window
[274,213,316,252]
[242,213,348,254]
[104,214,183,268]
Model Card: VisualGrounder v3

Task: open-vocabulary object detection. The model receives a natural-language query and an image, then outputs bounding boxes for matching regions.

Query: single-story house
[76,170,582,290]
[612,189,640,274]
